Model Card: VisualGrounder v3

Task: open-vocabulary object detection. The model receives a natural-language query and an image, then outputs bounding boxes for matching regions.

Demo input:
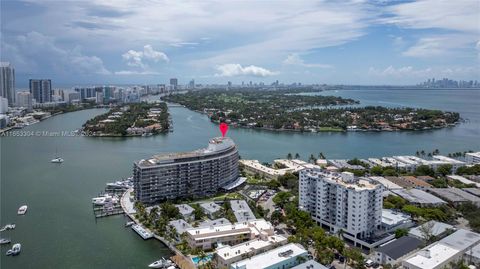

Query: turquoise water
[191,254,213,265]
[0,88,479,268]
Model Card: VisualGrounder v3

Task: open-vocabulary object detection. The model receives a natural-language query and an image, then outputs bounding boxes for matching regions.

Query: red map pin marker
[219,122,229,137]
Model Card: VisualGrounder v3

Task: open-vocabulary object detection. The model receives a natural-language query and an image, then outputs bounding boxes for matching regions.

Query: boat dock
[131,224,153,239]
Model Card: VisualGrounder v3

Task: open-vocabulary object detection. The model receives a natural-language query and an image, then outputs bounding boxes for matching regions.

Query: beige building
[214,235,287,269]
[186,219,274,250]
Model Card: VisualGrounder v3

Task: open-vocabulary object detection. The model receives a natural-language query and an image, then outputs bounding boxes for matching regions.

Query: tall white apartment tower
[0,62,15,105]
[299,169,383,240]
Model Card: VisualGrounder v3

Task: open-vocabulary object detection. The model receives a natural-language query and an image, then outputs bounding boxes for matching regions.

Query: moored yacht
[51,157,64,163]
[6,243,21,256]
[17,205,28,215]
[0,238,11,245]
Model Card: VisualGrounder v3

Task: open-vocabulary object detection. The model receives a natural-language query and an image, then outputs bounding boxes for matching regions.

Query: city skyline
[1,0,479,86]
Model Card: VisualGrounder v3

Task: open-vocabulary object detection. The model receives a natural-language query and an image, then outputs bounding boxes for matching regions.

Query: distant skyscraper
[0,62,15,105]
[16,91,33,111]
[189,79,195,89]
[170,78,178,90]
[29,79,52,103]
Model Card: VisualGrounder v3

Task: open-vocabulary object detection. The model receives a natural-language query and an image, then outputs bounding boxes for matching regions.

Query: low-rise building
[168,219,192,240]
[466,152,480,165]
[401,176,433,189]
[240,160,287,180]
[230,200,256,222]
[432,155,466,173]
[447,175,480,188]
[391,189,447,207]
[428,188,480,206]
[403,229,480,269]
[373,236,422,266]
[229,243,308,269]
[200,202,222,219]
[175,204,195,221]
[408,221,455,241]
[290,260,328,269]
[214,235,287,269]
[369,176,403,195]
[381,209,413,232]
[186,219,274,250]
[198,218,232,228]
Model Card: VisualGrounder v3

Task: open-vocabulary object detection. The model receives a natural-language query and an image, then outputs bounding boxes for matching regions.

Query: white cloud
[403,35,475,58]
[122,45,169,68]
[368,65,478,78]
[215,64,277,77]
[114,70,161,75]
[283,53,332,68]
[382,0,479,58]
[1,31,110,75]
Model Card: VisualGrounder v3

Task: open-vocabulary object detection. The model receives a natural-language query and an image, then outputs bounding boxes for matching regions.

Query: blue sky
[1,0,479,87]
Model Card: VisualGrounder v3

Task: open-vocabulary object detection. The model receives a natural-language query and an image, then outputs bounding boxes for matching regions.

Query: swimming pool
[191,254,213,265]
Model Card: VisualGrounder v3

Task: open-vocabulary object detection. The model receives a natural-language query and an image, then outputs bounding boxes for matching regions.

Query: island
[162,89,460,132]
[82,102,170,136]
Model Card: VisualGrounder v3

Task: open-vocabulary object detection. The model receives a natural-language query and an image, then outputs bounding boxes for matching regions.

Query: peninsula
[162,90,460,132]
[82,102,170,136]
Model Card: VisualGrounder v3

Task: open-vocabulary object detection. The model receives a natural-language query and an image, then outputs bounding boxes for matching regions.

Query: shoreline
[178,105,461,134]
[120,189,195,269]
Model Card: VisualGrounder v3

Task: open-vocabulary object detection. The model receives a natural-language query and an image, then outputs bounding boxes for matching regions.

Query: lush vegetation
[163,89,459,132]
[41,101,97,114]
[82,102,169,136]
[458,203,480,232]
[383,195,455,222]
[457,164,480,175]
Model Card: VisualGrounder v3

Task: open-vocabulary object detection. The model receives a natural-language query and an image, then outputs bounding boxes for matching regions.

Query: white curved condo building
[133,137,239,203]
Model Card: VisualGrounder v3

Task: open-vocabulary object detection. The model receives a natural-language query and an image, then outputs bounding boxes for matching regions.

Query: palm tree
[420,150,425,157]
[318,152,326,159]
[287,153,293,160]
[295,153,300,159]
[415,151,420,157]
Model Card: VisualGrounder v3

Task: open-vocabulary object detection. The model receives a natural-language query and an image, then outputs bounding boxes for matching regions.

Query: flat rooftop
[439,229,480,252]
[428,188,480,204]
[198,218,231,228]
[391,189,446,205]
[175,204,194,216]
[385,176,416,188]
[230,200,256,222]
[290,260,329,269]
[463,188,480,197]
[187,219,273,241]
[447,175,480,187]
[137,137,235,166]
[303,170,379,191]
[408,221,455,239]
[215,235,287,261]
[403,242,459,269]
[169,219,193,234]
[370,176,403,190]
[230,243,307,269]
[240,160,288,176]
[382,209,411,226]
[200,202,222,214]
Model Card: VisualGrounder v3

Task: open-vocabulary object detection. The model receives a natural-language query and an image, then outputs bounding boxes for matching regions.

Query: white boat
[6,243,21,256]
[125,221,135,227]
[166,266,176,269]
[148,258,173,268]
[92,194,117,205]
[0,224,16,232]
[51,157,64,163]
[148,260,164,268]
[0,239,11,245]
[17,205,28,215]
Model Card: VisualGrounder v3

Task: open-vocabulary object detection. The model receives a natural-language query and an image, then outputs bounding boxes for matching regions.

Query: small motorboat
[0,224,16,232]
[51,157,64,163]
[148,260,164,268]
[6,243,21,256]
[0,238,11,245]
[17,205,28,215]
[125,221,135,227]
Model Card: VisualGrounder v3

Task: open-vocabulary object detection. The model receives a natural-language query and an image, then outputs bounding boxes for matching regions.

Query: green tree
[436,164,452,177]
